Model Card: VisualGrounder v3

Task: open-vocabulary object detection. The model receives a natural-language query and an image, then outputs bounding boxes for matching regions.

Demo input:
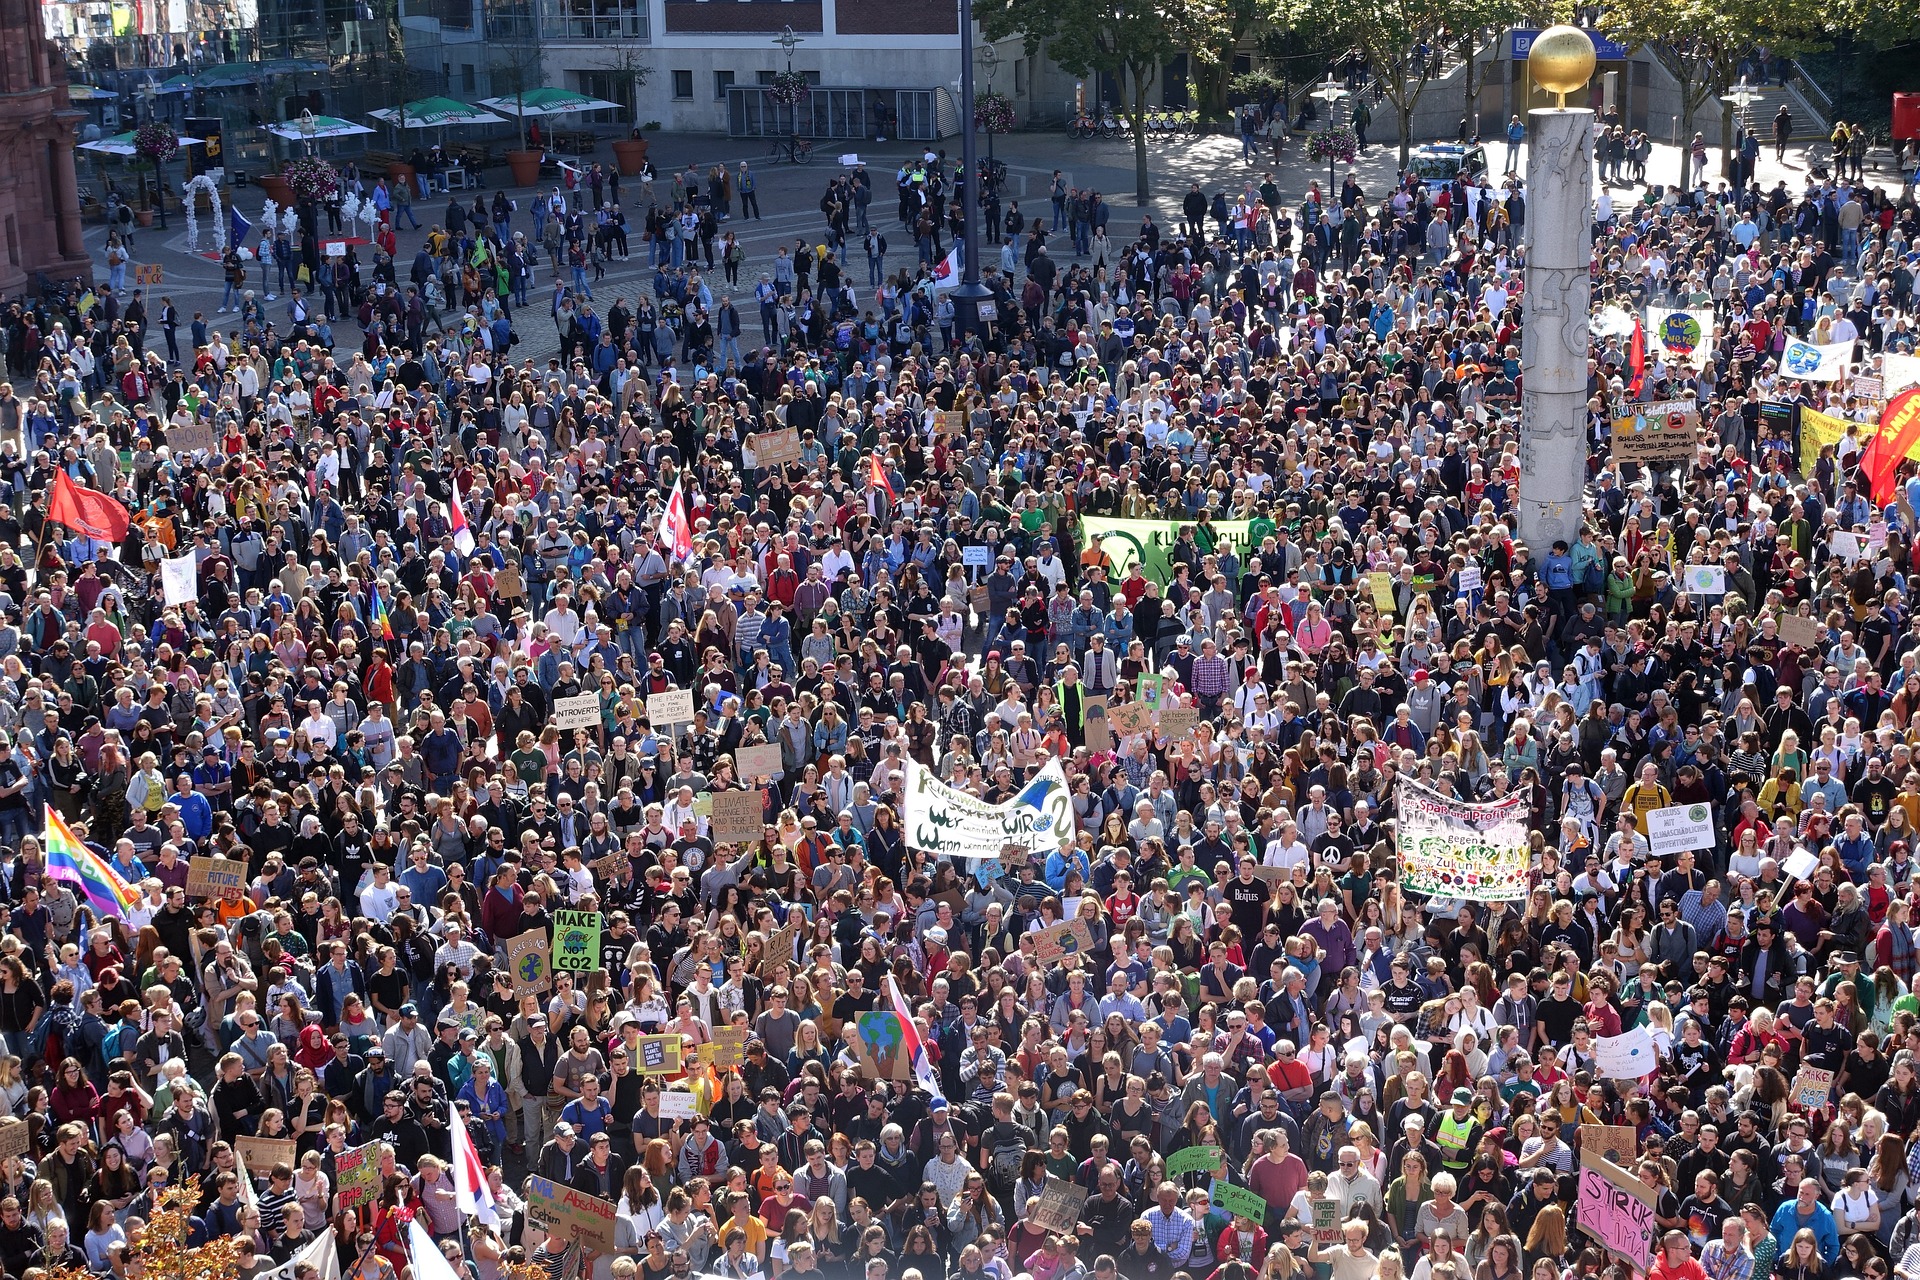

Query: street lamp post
[950,0,991,340]
[978,42,997,168]
[774,25,802,135]
[1721,75,1760,183]
[1312,73,1348,198]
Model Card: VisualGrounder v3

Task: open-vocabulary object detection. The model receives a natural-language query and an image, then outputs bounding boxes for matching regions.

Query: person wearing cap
[1433,1088,1482,1177]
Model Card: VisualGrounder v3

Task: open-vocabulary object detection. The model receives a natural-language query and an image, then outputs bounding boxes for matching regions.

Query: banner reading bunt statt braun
[1395,778,1533,901]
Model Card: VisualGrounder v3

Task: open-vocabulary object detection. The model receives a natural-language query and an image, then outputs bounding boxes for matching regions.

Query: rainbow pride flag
[368,580,393,640]
[43,805,139,919]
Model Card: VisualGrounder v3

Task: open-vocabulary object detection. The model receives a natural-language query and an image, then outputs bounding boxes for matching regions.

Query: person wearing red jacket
[1650,1230,1708,1280]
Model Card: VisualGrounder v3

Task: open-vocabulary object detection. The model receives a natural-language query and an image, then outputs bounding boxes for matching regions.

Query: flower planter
[257,174,295,207]
[507,149,544,187]
[611,137,649,176]
[135,208,154,227]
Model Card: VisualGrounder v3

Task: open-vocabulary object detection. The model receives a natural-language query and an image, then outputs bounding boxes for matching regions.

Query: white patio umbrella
[269,114,376,141]
[77,130,203,156]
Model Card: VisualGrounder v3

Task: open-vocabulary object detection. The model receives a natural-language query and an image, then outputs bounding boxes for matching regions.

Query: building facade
[2,0,92,295]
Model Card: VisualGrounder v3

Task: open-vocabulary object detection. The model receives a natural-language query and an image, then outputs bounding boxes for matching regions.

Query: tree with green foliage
[1602,0,1825,184]
[978,0,1201,203]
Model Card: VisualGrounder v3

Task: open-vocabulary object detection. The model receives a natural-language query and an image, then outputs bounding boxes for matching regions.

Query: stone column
[1516,107,1593,552]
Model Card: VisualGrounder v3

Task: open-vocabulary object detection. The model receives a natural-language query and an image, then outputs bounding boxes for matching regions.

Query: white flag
[160,551,197,607]
[931,246,963,292]
[406,1220,465,1280]
[450,1105,499,1225]
[1779,338,1856,383]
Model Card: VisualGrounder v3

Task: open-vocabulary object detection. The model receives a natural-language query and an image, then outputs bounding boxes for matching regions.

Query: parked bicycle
[767,135,815,165]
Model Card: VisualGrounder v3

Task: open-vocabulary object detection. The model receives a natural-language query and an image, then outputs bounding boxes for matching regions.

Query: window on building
[756,70,776,84]
[714,70,734,99]
[672,69,693,98]
[461,64,476,91]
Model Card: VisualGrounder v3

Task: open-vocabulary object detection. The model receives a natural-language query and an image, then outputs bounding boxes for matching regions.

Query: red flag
[658,480,694,563]
[1627,317,1646,399]
[867,454,895,502]
[47,470,129,543]
[1866,387,1920,506]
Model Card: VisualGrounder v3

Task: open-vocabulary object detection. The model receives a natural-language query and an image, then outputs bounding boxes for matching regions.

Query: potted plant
[282,155,339,224]
[611,133,649,175]
[133,122,177,226]
[767,70,809,107]
[974,91,1015,135]
[1306,126,1359,165]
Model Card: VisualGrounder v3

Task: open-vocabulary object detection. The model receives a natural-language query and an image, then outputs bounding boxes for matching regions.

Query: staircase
[1728,80,1829,141]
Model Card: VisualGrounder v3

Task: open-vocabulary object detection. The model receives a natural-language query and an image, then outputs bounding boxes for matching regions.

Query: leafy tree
[1186,0,1288,121]
[1602,0,1826,182]
[979,0,1197,203]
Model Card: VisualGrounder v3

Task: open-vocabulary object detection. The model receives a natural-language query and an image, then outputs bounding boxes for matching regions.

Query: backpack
[984,1120,1027,1192]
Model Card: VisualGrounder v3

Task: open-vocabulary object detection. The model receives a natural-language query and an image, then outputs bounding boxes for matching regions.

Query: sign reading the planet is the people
[551,909,601,973]
[647,689,696,726]
[506,929,553,996]
[851,1010,913,1080]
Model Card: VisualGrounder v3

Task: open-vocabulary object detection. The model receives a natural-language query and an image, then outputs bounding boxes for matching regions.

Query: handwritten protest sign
[759,918,801,975]
[1108,701,1153,736]
[1166,1145,1223,1176]
[0,1120,30,1162]
[1032,919,1095,964]
[1584,1125,1638,1169]
[1211,1180,1268,1223]
[1793,1066,1834,1110]
[751,428,803,466]
[1082,695,1111,749]
[236,1136,297,1173]
[334,1141,381,1209]
[1030,1178,1089,1234]
[711,789,767,845]
[168,420,215,454]
[657,1090,700,1121]
[635,1034,684,1075]
[551,909,601,973]
[1370,571,1396,613]
[1778,614,1824,650]
[1312,1198,1341,1247]
[1577,1149,1656,1267]
[736,744,784,779]
[851,1010,913,1081]
[186,856,247,898]
[707,1027,748,1069]
[506,930,552,996]
[549,692,601,731]
[135,264,164,285]
[1593,1027,1656,1079]
[527,1176,618,1250]
[1158,706,1198,739]
[647,689,696,726]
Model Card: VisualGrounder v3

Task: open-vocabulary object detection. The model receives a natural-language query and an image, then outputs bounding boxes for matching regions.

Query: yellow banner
[1800,406,1872,476]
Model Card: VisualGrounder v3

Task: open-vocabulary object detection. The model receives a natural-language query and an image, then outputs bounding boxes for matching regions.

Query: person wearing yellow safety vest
[1432,1088,1483,1178]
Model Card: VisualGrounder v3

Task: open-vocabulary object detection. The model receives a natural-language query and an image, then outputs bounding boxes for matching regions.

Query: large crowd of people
[0,109,1913,1280]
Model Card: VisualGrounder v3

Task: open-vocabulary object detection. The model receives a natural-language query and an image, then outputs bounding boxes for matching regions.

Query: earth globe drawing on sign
[857,1011,905,1079]
[518,951,547,987]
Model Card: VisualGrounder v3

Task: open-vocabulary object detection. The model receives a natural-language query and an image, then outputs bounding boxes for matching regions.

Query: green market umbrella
[477,87,622,116]
[77,130,203,156]
[368,97,505,129]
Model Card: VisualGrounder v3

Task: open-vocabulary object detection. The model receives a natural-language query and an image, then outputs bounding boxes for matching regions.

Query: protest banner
[134,263,164,285]
[1682,565,1727,594]
[1778,613,1825,650]
[1645,804,1716,858]
[506,929,552,996]
[526,1176,618,1251]
[1077,517,1259,585]
[186,856,248,899]
[850,1010,913,1081]
[1311,1198,1341,1247]
[160,552,198,606]
[1583,1125,1639,1170]
[1157,706,1198,739]
[333,1141,381,1209]
[0,1119,30,1162]
[1780,338,1855,382]
[736,744,785,779]
[1646,308,1715,369]
[1032,919,1096,964]
[1798,405,1872,476]
[647,689,696,726]
[1369,571,1396,613]
[549,692,601,732]
[1396,779,1531,901]
[1211,1180,1268,1223]
[1166,1145,1223,1177]
[901,756,1075,859]
[962,545,993,567]
[1887,353,1920,395]
[1793,1066,1834,1109]
[236,1136,297,1172]
[1577,1149,1657,1267]
[657,1090,700,1121]
[551,909,601,973]
[1030,1178,1089,1234]
[1593,1027,1657,1079]
[1108,701,1153,736]
[635,1034,684,1075]
[589,853,630,880]
[1611,399,1701,461]
[711,789,767,845]
[168,420,215,454]
[751,428,803,467]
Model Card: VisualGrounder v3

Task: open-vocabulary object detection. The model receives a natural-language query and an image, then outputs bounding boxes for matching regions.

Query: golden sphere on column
[1528,25,1596,104]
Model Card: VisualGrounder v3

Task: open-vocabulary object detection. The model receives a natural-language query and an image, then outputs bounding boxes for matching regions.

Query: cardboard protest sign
[1081,695,1111,749]
[0,1119,31,1162]
[1778,614,1824,650]
[851,1010,914,1081]
[526,1176,618,1250]
[1793,1066,1834,1109]
[1583,1125,1638,1170]
[1311,1198,1341,1247]
[551,909,602,973]
[635,1034,684,1075]
[589,853,630,879]
[168,421,215,454]
[707,1027,748,1069]
[759,917,801,975]
[235,1136,298,1173]
[751,428,803,466]
[186,856,248,899]
[1031,919,1095,964]
[1577,1148,1656,1268]
[334,1140,381,1209]
[1165,1145,1223,1176]
[1108,701,1153,736]
[736,744,785,779]
[1030,1178,1089,1234]
[647,689,696,725]
[506,929,553,996]
[711,789,767,845]
[1158,706,1198,739]
[134,263,164,285]
[549,692,601,731]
